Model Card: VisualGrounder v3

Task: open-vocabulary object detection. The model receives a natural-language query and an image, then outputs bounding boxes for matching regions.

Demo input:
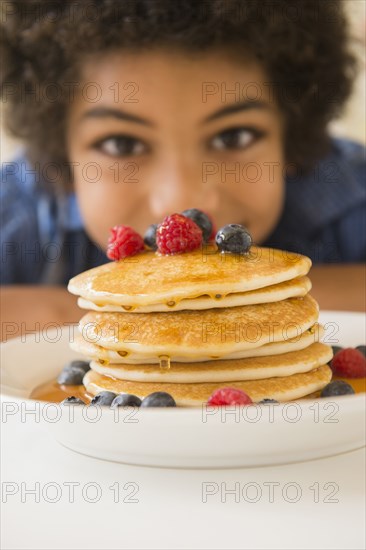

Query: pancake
[71,323,324,364]
[83,364,332,406]
[89,342,333,383]
[77,276,311,312]
[78,295,319,357]
[68,246,311,308]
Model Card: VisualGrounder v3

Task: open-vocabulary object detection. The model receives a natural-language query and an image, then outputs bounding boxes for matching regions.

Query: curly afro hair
[0,0,357,188]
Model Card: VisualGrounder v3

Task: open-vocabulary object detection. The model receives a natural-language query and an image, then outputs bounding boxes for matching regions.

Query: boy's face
[67,50,285,249]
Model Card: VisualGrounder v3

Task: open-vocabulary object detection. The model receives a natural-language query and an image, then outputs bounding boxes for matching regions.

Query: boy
[1,0,365,339]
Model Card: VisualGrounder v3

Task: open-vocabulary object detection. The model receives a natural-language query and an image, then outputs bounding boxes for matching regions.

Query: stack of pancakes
[68,246,333,406]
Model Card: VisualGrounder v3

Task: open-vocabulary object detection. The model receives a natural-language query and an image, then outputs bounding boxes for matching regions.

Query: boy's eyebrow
[80,107,154,126]
[203,100,269,123]
[80,101,269,126]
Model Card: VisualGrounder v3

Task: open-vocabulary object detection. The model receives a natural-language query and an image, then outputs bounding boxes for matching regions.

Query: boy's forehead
[71,50,276,118]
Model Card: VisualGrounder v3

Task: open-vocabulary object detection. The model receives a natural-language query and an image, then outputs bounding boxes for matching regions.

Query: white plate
[1,311,365,468]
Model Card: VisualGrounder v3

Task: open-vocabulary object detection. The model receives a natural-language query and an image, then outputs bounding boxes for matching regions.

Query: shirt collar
[15,152,85,232]
[64,192,84,231]
[284,138,366,236]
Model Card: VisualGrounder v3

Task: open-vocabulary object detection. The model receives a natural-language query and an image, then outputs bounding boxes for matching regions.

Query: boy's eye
[210,128,263,151]
[95,136,147,157]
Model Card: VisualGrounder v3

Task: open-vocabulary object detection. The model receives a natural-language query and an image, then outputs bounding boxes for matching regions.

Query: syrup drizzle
[117,350,129,357]
[208,293,227,301]
[159,355,171,370]
[121,305,135,311]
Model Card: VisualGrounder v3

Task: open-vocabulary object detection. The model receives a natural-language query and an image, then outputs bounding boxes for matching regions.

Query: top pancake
[68,246,311,307]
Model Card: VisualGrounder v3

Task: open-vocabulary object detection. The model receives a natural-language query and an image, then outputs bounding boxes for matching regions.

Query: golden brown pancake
[78,295,319,357]
[71,323,323,363]
[77,276,311,312]
[68,246,311,308]
[83,364,332,406]
[90,342,333,383]
[68,243,326,407]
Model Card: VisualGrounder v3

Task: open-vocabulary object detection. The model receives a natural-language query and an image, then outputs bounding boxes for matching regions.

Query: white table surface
[1,396,365,550]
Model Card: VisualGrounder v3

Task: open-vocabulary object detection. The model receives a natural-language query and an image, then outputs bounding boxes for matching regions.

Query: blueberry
[320,380,355,397]
[356,345,366,357]
[57,360,90,385]
[140,391,176,407]
[215,224,252,254]
[61,396,85,405]
[181,209,213,242]
[69,360,91,373]
[258,398,279,404]
[144,224,158,250]
[111,393,142,407]
[90,391,117,406]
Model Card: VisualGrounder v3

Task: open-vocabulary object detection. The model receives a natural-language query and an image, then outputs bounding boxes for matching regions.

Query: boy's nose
[149,164,219,220]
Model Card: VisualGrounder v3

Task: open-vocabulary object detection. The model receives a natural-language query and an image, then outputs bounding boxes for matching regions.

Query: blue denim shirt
[1,137,365,285]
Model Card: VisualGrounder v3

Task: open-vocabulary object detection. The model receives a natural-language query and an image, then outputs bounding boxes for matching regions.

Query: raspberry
[331,348,366,378]
[207,387,253,406]
[156,213,202,254]
[107,225,144,260]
